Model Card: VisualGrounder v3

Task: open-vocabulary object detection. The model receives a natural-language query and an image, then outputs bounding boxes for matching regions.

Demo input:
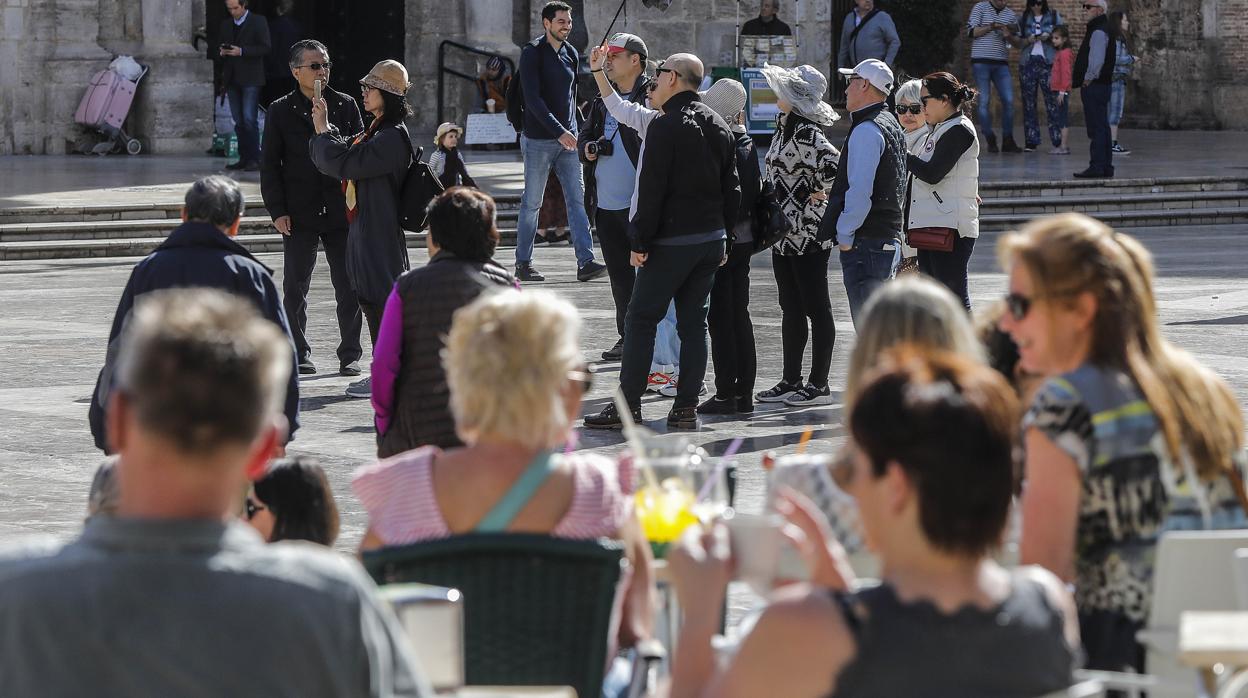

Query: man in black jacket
[584,53,741,431]
[89,176,300,454]
[261,39,364,377]
[218,0,270,171]
[580,33,651,362]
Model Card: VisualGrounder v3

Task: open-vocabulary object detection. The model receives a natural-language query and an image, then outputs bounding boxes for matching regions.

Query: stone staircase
[1,175,1245,260]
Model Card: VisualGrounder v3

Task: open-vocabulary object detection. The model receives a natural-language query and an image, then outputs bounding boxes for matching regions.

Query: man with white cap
[1072,0,1115,178]
[821,58,907,326]
[580,32,652,361]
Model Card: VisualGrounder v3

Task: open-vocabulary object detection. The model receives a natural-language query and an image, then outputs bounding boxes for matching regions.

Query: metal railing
[437,40,516,126]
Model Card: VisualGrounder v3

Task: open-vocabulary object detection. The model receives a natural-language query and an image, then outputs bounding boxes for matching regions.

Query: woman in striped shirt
[353,288,656,647]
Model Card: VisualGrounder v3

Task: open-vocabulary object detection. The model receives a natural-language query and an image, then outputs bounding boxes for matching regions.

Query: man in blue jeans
[218,0,269,171]
[514,1,607,283]
[966,0,1021,153]
[822,59,906,327]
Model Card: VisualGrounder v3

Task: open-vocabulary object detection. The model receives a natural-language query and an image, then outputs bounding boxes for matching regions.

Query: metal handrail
[437,40,516,125]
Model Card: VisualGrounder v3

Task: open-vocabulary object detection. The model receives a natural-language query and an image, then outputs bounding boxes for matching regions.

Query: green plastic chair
[364,534,628,698]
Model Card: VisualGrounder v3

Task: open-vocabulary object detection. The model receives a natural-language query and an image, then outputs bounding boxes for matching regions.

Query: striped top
[352,446,635,545]
[967,2,1019,63]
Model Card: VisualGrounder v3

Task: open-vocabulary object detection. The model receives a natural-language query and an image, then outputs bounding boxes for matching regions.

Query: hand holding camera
[585,138,614,159]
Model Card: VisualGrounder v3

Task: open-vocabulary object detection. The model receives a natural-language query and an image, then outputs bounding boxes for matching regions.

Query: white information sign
[464,113,517,145]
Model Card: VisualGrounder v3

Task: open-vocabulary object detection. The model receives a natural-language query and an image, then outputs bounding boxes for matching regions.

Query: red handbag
[906,226,957,252]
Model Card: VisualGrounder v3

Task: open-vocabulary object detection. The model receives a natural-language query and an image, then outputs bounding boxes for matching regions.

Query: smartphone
[313,79,322,100]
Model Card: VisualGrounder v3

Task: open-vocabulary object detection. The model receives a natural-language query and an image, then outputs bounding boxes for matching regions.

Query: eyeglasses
[1082,3,1099,8]
[295,62,332,71]
[568,366,594,393]
[655,63,682,79]
[244,497,267,521]
[1004,292,1035,320]
[895,104,922,115]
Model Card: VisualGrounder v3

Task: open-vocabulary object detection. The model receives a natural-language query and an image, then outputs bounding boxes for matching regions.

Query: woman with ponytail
[905,72,981,310]
[998,212,1248,674]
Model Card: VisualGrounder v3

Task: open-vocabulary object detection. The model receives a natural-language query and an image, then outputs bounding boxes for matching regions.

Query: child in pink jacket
[1049,25,1074,155]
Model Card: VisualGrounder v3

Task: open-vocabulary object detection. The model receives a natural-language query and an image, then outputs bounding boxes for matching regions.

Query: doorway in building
[206,0,406,108]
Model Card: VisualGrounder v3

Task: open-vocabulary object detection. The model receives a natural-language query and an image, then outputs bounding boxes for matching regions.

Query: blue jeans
[840,237,900,328]
[226,84,261,163]
[1081,82,1114,176]
[972,62,1015,140]
[1109,81,1126,127]
[651,302,680,371]
[516,134,595,267]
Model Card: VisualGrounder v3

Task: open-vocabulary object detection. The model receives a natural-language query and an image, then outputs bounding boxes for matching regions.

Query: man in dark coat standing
[1073,0,1116,179]
[218,0,270,171]
[89,176,300,453]
[261,39,364,377]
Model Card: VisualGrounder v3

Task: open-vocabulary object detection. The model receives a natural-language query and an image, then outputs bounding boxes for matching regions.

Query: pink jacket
[1050,48,1074,92]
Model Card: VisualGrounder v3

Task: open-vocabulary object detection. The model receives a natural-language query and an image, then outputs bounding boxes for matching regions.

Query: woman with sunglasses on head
[244,457,340,546]
[998,212,1248,675]
[905,72,980,311]
[310,59,414,400]
[354,288,656,654]
[891,79,928,275]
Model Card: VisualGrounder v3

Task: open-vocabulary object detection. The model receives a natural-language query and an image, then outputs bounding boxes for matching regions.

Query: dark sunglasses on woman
[895,104,922,115]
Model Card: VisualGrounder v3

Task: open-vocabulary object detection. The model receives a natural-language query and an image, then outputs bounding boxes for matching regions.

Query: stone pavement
[2,127,1245,210]
[2,223,1247,549]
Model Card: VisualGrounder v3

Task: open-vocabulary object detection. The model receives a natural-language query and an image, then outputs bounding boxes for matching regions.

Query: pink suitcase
[75,69,137,131]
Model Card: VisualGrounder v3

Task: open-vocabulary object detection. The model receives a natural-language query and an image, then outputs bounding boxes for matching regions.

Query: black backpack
[393,127,445,233]
[505,68,526,133]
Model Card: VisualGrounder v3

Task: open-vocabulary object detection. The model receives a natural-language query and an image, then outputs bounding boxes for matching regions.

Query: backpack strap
[474,451,558,533]
[847,8,881,58]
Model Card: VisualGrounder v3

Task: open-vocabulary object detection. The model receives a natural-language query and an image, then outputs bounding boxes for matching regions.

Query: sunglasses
[655,64,682,79]
[1082,3,1099,8]
[568,367,594,393]
[296,62,332,71]
[244,497,267,521]
[895,104,922,115]
[1004,292,1035,321]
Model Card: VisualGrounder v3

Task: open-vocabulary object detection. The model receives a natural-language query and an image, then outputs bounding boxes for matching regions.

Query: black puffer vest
[821,102,907,243]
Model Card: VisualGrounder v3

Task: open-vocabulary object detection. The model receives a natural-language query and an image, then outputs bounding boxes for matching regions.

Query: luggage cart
[74,61,150,155]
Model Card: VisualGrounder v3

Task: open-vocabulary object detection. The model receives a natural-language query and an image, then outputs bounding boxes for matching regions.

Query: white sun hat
[759,63,840,126]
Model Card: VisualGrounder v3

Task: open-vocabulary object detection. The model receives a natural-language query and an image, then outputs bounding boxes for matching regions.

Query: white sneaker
[646,371,674,393]
[784,383,833,406]
[345,376,371,399]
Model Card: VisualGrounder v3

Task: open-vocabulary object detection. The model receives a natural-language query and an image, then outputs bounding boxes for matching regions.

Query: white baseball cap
[837,59,895,95]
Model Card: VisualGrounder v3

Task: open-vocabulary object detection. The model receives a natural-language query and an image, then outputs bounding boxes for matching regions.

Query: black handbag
[752,181,792,253]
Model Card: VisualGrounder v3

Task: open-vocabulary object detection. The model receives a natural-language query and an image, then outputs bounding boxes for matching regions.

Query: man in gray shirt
[0,289,431,698]
[837,0,901,70]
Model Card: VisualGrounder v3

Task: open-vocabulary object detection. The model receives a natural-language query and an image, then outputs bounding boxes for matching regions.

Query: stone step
[979,175,1248,198]
[979,206,1248,232]
[982,190,1248,215]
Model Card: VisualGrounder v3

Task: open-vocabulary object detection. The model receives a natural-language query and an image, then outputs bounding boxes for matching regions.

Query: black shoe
[667,406,699,430]
[1073,168,1112,179]
[584,403,642,430]
[241,160,260,172]
[986,134,999,153]
[756,380,802,403]
[601,337,625,362]
[577,260,608,282]
[515,262,546,282]
[297,357,317,375]
[696,395,737,415]
[736,395,755,414]
[1002,136,1022,153]
[1023,144,1037,153]
[340,361,362,377]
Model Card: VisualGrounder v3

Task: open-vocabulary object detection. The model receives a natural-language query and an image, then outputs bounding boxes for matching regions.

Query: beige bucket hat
[359,59,410,96]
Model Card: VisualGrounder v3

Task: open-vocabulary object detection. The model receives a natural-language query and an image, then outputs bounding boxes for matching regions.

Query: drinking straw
[696,436,744,503]
[796,427,814,454]
[614,388,660,491]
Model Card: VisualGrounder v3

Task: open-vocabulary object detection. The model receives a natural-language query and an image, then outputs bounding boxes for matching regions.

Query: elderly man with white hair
[1072,0,1115,178]
[819,59,906,328]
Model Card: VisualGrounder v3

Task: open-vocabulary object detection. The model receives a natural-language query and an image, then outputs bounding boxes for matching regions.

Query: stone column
[466,0,514,53]
[133,0,212,153]
[40,0,111,153]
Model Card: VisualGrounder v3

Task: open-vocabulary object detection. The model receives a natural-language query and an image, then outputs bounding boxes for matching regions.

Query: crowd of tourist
[0,1,1232,697]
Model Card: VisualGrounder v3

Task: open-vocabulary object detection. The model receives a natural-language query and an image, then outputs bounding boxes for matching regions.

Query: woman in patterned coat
[756,64,841,408]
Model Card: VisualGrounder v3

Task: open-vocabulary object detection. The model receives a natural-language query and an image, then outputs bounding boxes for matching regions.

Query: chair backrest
[1234,548,1248,610]
[364,534,626,698]
[1150,530,1248,627]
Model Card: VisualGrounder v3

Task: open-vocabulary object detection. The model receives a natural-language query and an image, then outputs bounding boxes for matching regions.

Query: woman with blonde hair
[353,288,655,649]
[844,275,984,408]
[998,212,1248,674]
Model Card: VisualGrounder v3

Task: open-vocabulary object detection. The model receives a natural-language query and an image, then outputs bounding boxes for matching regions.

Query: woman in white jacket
[906,72,981,310]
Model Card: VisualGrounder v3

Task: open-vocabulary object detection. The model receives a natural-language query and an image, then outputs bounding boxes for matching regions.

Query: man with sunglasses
[1072,0,1115,178]
[584,53,740,431]
[261,39,365,378]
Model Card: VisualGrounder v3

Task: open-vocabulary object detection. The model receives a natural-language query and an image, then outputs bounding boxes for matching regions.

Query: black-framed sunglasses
[655,63,682,79]
[1081,3,1098,8]
[244,497,267,521]
[568,366,594,393]
[895,104,922,115]
[1004,292,1035,321]
[295,62,332,71]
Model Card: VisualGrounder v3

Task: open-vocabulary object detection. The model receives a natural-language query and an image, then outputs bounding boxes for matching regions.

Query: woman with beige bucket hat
[310,59,414,399]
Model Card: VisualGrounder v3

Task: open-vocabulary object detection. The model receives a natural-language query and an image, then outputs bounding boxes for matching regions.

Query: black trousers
[281,228,363,367]
[595,207,636,339]
[619,239,725,410]
[708,241,756,400]
[772,249,835,388]
[360,299,384,352]
[916,234,977,311]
